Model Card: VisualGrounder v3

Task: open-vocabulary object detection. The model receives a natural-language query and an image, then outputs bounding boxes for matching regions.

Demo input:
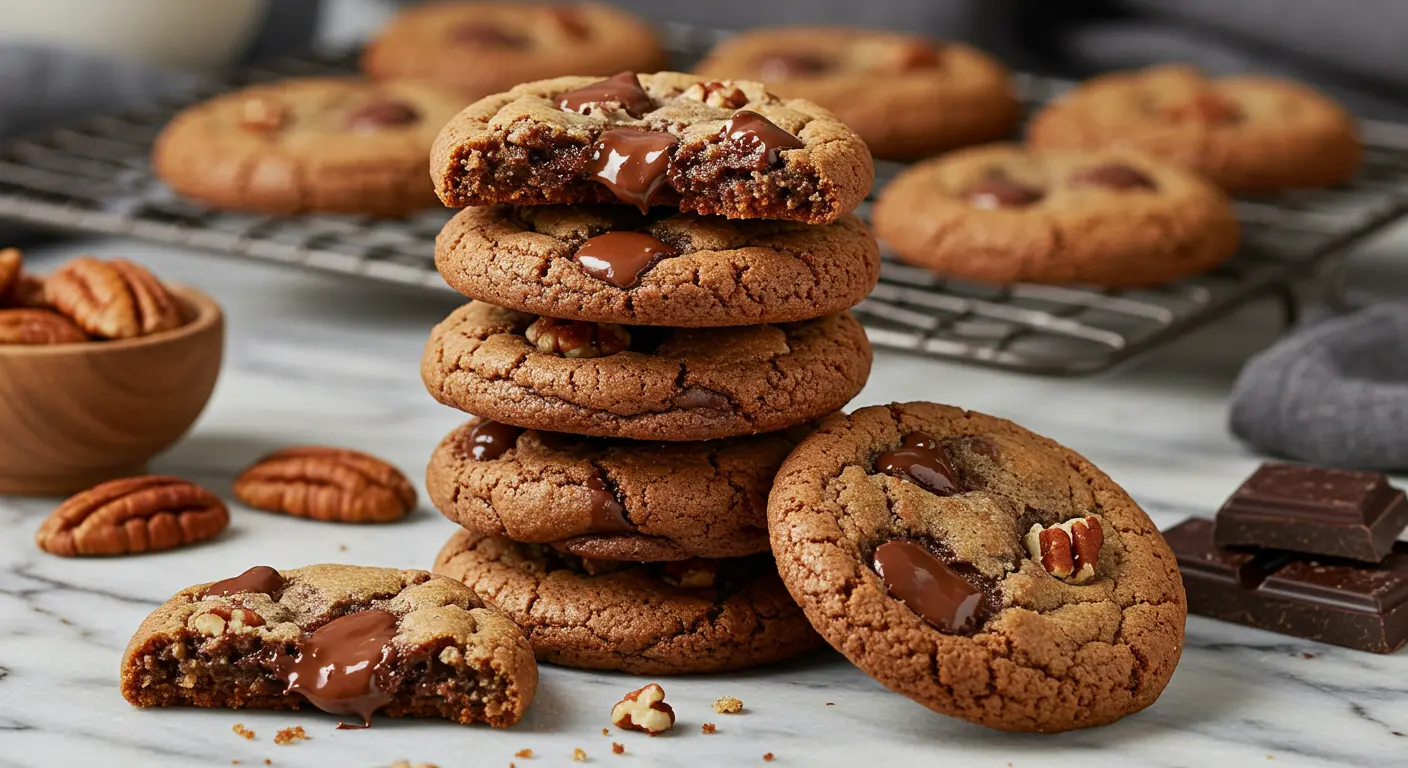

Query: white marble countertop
[3,234,1407,768]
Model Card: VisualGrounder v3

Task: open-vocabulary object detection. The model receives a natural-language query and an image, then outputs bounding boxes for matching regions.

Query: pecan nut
[35,475,229,557]
[611,684,675,735]
[0,248,18,299]
[661,558,719,589]
[45,257,184,339]
[684,81,749,110]
[1025,516,1104,584]
[0,309,87,345]
[234,446,417,523]
[239,96,288,132]
[525,317,631,358]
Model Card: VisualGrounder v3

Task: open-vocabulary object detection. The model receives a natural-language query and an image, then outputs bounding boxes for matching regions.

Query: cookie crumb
[1301,652,1315,659]
[264,761,271,766]
[612,743,624,754]
[713,696,744,714]
[514,750,533,758]
[273,726,307,745]
[573,748,588,762]
[764,753,774,762]
[702,723,717,734]
[601,729,609,736]
[338,544,348,551]
[825,702,834,707]
[232,723,256,740]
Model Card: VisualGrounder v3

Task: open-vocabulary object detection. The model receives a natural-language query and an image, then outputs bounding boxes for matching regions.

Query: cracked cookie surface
[872,143,1239,287]
[767,402,1185,733]
[154,77,465,218]
[435,205,879,327]
[429,71,873,224]
[433,529,823,674]
[427,417,815,561]
[421,301,872,441]
[120,564,538,727]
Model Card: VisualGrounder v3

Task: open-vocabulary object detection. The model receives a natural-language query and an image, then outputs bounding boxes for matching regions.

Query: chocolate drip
[585,474,633,533]
[574,231,678,288]
[720,111,804,171]
[585,128,678,213]
[558,72,655,118]
[278,609,398,728]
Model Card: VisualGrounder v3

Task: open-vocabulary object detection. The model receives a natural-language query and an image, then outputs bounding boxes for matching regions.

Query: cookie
[429,71,874,224]
[361,2,667,101]
[427,417,816,561]
[120,564,538,727]
[434,205,880,327]
[421,301,872,441]
[1027,65,1362,192]
[871,143,1240,287]
[766,402,1186,733]
[695,27,1020,160]
[153,77,465,218]
[433,529,823,674]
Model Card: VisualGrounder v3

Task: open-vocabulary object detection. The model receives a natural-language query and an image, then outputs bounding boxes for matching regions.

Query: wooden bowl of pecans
[0,250,224,495]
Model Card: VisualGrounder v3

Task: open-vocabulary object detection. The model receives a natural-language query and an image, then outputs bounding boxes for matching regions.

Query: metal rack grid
[0,31,1405,375]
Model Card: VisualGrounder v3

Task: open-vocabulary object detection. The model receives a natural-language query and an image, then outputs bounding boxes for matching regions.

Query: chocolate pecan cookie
[435,205,879,327]
[362,2,666,101]
[121,564,537,727]
[433,529,823,674]
[430,71,873,224]
[154,77,464,218]
[1027,65,1362,192]
[695,28,1020,160]
[422,302,871,441]
[872,144,1239,287]
[767,403,1186,733]
[427,417,815,561]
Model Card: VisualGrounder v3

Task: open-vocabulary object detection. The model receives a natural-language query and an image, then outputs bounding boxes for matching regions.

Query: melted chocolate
[585,128,678,213]
[204,566,285,598]
[466,419,524,461]
[873,540,984,634]
[1069,164,1157,191]
[964,177,1045,209]
[278,609,398,728]
[876,432,960,497]
[585,474,633,533]
[346,100,420,132]
[755,52,834,81]
[449,23,530,48]
[721,111,804,172]
[574,231,679,288]
[675,387,731,411]
[558,72,655,118]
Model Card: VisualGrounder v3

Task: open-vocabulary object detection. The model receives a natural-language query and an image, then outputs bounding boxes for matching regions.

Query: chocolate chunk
[277,609,398,727]
[558,72,654,118]
[876,431,960,497]
[674,387,731,411]
[585,474,633,533]
[465,419,524,462]
[1069,164,1157,191]
[574,231,679,288]
[720,111,804,172]
[204,566,286,598]
[585,128,679,213]
[1166,518,1408,654]
[1214,463,1408,563]
[346,100,420,132]
[449,23,530,48]
[755,52,833,81]
[964,177,1044,209]
[873,540,985,634]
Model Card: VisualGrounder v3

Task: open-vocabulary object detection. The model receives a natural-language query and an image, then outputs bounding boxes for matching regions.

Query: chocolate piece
[755,52,833,81]
[720,111,804,172]
[204,566,285,598]
[450,23,530,48]
[965,177,1044,209]
[876,432,960,497]
[675,387,731,411]
[585,474,632,533]
[278,609,398,727]
[1214,463,1408,563]
[347,100,420,132]
[1167,518,1408,654]
[574,231,678,288]
[1069,164,1156,191]
[465,419,524,462]
[558,72,654,118]
[873,540,984,634]
[585,128,679,213]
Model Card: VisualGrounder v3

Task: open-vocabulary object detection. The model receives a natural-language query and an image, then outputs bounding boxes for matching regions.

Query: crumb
[573,748,587,762]
[824,702,834,707]
[232,762,240,766]
[1302,652,1315,659]
[702,723,716,734]
[602,729,609,736]
[274,726,307,745]
[612,743,624,755]
[264,762,271,766]
[764,753,774,762]
[338,544,348,551]
[714,696,744,714]
[232,723,255,740]
[514,749,533,758]
[1394,731,1406,737]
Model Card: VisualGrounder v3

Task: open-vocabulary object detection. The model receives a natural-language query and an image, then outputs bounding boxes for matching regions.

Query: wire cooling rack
[0,24,1405,375]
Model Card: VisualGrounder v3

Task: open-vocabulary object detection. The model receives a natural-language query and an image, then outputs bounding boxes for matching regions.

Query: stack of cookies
[418,71,879,674]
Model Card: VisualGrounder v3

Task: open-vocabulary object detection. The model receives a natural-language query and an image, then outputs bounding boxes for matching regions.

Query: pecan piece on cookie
[1025,516,1104,584]
[0,247,19,299]
[45,257,183,339]
[239,96,288,133]
[35,475,229,557]
[524,317,630,358]
[0,308,87,344]
[234,446,417,523]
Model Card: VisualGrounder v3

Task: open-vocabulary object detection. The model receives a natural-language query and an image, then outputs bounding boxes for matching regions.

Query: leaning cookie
[1027,65,1361,192]
[435,205,880,327]
[154,77,464,218]
[120,564,537,727]
[421,302,872,441]
[767,403,1186,733]
[872,144,1239,287]
[434,529,823,674]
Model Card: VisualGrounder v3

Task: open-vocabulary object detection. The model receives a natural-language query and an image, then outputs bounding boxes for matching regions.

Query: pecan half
[525,317,631,358]
[6,274,49,308]
[45,257,184,339]
[611,684,675,735]
[234,446,417,523]
[1025,516,1104,584]
[239,96,288,133]
[35,475,229,557]
[0,308,87,344]
[0,248,19,299]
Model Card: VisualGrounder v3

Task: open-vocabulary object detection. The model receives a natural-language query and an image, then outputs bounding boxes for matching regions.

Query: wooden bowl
[0,285,224,495]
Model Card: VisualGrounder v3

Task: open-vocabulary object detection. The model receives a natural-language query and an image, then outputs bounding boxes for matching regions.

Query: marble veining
[1,238,1406,768]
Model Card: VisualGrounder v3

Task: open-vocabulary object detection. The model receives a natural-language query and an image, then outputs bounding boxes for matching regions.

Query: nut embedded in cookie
[524,316,631,358]
[1025,516,1104,584]
[611,684,675,735]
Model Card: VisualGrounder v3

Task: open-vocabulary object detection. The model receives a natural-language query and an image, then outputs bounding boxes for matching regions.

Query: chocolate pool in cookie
[767,402,1186,732]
